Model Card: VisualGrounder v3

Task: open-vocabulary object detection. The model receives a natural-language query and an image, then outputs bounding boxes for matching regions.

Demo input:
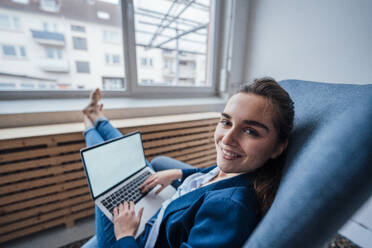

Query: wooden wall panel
[0,114,219,244]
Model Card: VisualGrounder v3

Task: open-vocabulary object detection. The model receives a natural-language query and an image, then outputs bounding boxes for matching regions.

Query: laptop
[80,131,176,237]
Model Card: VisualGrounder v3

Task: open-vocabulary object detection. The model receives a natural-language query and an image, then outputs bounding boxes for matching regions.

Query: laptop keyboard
[101,170,152,215]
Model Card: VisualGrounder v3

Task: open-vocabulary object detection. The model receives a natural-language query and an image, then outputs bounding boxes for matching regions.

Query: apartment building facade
[0,0,208,91]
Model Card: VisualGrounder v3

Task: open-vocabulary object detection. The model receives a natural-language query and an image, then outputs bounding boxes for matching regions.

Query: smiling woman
[81,77,295,248]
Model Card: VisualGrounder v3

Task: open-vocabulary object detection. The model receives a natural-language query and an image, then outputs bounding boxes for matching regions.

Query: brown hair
[238,77,294,216]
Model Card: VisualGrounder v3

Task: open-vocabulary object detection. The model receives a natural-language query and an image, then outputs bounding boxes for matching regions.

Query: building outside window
[76,61,90,73]
[105,53,121,65]
[0,0,220,96]
[102,77,125,90]
[0,82,16,89]
[71,25,85,33]
[45,47,62,59]
[0,14,21,30]
[103,30,120,43]
[1,44,26,58]
[40,0,59,12]
[42,21,58,32]
[12,0,29,4]
[73,37,87,50]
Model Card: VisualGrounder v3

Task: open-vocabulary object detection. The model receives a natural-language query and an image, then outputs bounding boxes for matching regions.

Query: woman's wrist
[171,169,183,180]
[116,233,135,241]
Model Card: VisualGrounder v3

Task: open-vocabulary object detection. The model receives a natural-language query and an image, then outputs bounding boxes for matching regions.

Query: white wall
[243,0,372,85]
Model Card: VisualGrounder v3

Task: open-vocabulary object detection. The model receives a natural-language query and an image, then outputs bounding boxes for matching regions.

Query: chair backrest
[244,79,372,248]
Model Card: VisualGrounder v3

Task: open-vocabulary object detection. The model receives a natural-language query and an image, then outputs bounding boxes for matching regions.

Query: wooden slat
[0,208,95,244]
[196,159,216,168]
[143,132,211,149]
[0,187,90,214]
[0,153,81,174]
[141,125,213,140]
[0,178,87,206]
[144,139,211,157]
[184,153,217,166]
[0,143,83,164]
[0,201,93,235]
[0,162,83,185]
[0,194,92,225]
[119,118,218,135]
[147,143,215,161]
[0,133,84,151]
[175,149,216,162]
[0,170,86,194]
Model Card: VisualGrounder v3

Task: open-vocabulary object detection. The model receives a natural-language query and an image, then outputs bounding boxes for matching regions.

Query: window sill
[0,97,227,129]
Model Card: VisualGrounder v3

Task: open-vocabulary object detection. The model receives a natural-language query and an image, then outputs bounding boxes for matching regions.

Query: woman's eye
[219,119,230,126]
[244,128,259,137]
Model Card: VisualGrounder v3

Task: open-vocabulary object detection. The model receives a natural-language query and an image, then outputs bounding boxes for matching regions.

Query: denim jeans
[82,119,194,248]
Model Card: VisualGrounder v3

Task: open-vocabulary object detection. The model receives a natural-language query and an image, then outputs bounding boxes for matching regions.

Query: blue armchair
[244,79,372,247]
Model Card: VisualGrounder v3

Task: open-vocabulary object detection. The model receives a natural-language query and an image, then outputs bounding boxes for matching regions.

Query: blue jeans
[82,119,194,248]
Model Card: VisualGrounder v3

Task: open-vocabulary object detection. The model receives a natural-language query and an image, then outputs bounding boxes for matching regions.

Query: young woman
[82,77,294,248]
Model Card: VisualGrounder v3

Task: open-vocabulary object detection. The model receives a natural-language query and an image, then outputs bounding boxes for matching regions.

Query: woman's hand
[139,169,182,195]
[113,201,144,240]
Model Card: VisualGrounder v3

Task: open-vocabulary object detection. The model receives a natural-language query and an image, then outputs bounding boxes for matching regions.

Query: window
[42,21,58,32]
[45,47,62,59]
[132,0,211,88]
[0,15,21,30]
[140,57,153,67]
[105,53,121,65]
[12,0,29,4]
[0,0,223,97]
[40,0,59,12]
[0,82,16,89]
[2,45,26,58]
[76,61,90,73]
[102,77,125,90]
[103,30,120,43]
[97,11,110,20]
[73,37,87,50]
[71,25,85,33]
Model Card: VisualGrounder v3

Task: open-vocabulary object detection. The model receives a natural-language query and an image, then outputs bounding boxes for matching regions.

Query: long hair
[238,77,294,216]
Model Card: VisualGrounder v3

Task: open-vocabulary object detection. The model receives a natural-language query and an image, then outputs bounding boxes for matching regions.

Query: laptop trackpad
[135,185,176,238]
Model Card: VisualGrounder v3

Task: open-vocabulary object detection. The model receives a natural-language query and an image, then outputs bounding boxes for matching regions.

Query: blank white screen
[83,133,146,198]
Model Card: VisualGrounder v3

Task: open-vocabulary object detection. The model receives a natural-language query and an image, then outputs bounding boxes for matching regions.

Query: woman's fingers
[113,206,118,219]
[141,181,159,193]
[137,207,144,222]
[129,201,135,213]
[139,175,156,190]
[155,185,166,195]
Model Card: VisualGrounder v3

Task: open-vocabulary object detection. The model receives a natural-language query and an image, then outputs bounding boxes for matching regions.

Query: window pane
[19,46,26,57]
[2,45,17,56]
[76,61,90,73]
[0,0,125,91]
[133,0,210,87]
[71,25,85,33]
[0,15,11,29]
[73,37,87,50]
[13,16,21,29]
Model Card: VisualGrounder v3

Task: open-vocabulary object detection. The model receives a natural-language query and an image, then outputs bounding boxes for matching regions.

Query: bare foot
[83,88,105,125]
[90,88,102,105]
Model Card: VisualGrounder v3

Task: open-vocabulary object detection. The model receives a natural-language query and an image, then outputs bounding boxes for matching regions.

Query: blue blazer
[118,166,260,248]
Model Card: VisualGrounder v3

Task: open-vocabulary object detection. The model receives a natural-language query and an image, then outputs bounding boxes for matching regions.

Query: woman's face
[214,93,287,174]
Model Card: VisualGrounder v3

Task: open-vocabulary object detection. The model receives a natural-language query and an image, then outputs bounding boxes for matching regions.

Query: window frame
[121,0,222,98]
[0,0,224,99]
[72,36,88,50]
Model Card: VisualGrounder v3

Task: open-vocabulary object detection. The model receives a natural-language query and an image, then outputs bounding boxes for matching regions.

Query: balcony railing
[31,29,65,46]
[39,59,70,73]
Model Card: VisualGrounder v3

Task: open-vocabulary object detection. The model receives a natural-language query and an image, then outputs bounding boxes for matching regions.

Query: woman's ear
[270,139,288,159]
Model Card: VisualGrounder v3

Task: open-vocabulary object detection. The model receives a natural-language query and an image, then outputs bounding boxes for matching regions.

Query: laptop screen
[82,132,146,198]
